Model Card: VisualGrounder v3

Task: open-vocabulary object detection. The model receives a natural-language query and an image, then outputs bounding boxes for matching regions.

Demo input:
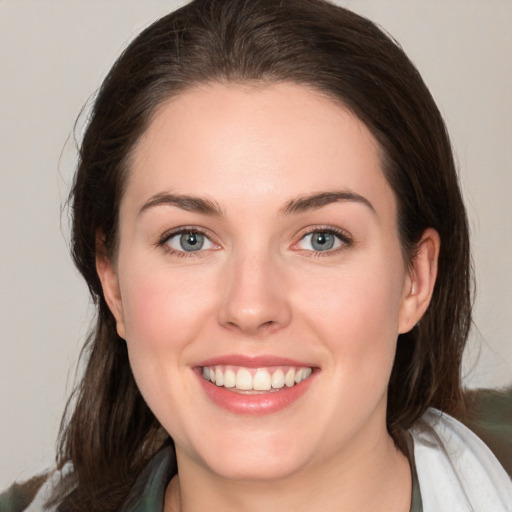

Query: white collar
[410,408,512,511]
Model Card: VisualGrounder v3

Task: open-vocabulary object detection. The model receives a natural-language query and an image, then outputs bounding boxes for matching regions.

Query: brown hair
[55,0,472,510]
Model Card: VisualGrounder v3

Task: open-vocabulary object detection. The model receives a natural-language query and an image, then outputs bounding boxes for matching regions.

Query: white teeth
[224,369,236,388]
[271,369,285,389]
[215,367,224,387]
[201,365,313,391]
[236,368,253,390]
[253,369,272,391]
[202,365,313,391]
[285,368,295,387]
[294,368,311,383]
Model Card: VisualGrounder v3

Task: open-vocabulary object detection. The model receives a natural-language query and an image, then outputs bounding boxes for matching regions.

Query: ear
[398,228,440,334]
[95,234,126,339]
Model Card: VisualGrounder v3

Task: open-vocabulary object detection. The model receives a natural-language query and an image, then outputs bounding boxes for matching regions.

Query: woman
[1,0,511,511]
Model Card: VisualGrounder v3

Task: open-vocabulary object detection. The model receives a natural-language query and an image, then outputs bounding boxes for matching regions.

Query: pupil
[180,232,204,251]
[312,232,334,251]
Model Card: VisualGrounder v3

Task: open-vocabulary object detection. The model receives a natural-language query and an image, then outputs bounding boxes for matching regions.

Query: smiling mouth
[201,365,313,393]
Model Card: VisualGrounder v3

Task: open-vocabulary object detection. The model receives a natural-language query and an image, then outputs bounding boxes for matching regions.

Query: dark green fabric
[460,387,512,476]
[121,447,174,512]
[409,443,423,512]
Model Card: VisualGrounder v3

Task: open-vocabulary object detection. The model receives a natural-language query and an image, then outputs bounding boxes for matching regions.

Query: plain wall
[1,0,511,489]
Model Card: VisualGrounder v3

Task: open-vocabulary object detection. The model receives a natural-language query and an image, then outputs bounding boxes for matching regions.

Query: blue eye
[297,230,347,252]
[165,231,215,252]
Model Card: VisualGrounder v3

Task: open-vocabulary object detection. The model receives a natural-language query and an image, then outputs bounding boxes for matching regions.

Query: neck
[165,432,412,512]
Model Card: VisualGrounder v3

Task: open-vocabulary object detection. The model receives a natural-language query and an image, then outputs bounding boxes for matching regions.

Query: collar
[410,408,512,512]
[119,447,176,512]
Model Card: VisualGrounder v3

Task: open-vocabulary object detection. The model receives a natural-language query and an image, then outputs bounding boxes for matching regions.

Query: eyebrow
[281,190,376,215]
[138,189,375,217]
[139,192,223,217]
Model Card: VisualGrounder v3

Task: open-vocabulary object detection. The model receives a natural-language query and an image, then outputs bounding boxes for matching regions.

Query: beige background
[1,0,511,489]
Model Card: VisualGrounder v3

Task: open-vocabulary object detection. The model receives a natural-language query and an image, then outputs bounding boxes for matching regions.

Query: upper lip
[195,354,316,368]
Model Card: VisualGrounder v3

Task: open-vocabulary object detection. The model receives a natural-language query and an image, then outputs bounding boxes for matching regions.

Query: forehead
[125,82,395,219]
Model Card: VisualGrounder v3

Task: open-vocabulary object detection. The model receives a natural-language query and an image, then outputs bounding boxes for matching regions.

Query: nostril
[217,270,292,333]
[225,319,274,332]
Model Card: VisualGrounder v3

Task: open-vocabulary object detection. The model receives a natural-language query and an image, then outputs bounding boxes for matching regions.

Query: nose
[217,250,292,336]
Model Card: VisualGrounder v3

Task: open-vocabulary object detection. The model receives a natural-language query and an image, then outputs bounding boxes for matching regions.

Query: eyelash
[157,225,353,257]
[158,227,217,258]
[293,226,353,256]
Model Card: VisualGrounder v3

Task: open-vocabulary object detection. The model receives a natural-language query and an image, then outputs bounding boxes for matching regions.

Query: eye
[296,229,350,252]
[163,230,216,253]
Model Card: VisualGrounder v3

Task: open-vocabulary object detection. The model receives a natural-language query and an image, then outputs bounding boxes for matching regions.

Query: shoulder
[460,386,512,476]
[0,464,71,512]
[0,448,174,512]
[0,474,49,512]
[409,387,512,511]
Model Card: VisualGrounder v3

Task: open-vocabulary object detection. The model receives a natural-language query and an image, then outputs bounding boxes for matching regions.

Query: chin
[181,427,316,482]
[205,450,311,482]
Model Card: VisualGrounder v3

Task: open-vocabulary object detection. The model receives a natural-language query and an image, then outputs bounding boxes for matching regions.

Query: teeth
[253,369,272,391]
[271,369,285,389]
[236,368,253,390]
[224,369,236,388]
[201,365,313,392]
[215,367,224,387]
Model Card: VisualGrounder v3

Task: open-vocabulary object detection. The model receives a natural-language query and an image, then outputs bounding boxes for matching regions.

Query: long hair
[54,1,472,510]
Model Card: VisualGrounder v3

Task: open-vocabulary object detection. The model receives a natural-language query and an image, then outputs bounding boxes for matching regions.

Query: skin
[97,82,439,511]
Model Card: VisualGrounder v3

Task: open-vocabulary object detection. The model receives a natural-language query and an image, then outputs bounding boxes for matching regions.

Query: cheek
[295,258,405,374]
[117,263,219,431]
[116,260,218,406]
[120,264,216,350]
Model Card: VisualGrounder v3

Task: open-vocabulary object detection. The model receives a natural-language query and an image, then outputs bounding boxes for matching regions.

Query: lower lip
[196,370,316,415]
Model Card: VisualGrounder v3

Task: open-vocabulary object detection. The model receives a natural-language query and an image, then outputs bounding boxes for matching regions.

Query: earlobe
[398,228,440,334]
[95,235,126,339]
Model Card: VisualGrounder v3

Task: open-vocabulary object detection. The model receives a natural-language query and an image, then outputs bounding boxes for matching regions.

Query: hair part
[57,0,472,510]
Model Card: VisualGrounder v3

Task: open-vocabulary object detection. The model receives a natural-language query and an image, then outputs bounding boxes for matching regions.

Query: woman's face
[98,82,433,481]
